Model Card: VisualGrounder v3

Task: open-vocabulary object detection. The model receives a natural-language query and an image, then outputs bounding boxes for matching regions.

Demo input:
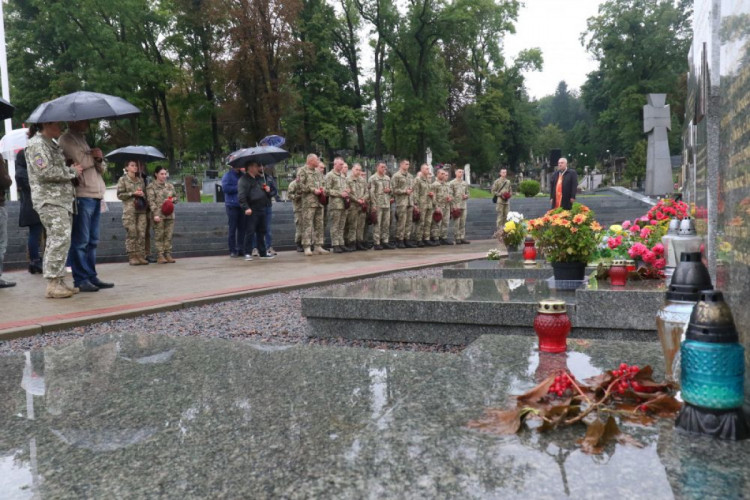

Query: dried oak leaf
[467,408,523,435]
[583,372,614,393]
[641,394,682,418]
[578,416,643,454]
[516,375,555,405]
[538,399,579,432]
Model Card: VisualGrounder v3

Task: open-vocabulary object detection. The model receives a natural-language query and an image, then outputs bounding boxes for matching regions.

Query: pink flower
[640,227,652,239]
[628,243,648,258]
[654,258,666,269]
[652,243,665,255]
[630,224,640,233]
[650,220,658,225]
[622,221,631,230]
[642,250,657,265]
[639,216,649,222]
[608,237,621,249]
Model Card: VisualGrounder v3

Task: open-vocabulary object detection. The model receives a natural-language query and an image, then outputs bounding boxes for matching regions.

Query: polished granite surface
[1,333,748,498]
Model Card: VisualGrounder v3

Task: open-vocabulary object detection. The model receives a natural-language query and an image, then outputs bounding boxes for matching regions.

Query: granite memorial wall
[683,0,750,408]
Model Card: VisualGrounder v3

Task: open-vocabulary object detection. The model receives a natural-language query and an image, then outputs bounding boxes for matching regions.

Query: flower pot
[523,237,537,262]
[609,259,628,286]
[551,261,586,282]
[533,299,571,353]
[507,244,519,253]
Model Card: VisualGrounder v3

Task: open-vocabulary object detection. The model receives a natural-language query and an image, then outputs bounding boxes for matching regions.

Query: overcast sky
[503,0,605,100]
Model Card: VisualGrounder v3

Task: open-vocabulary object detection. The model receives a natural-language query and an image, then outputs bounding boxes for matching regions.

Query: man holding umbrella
[59,120,114,292]
[238,161,274,260]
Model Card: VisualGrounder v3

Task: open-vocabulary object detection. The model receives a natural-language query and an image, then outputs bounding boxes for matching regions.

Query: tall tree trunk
[373,36,385,157]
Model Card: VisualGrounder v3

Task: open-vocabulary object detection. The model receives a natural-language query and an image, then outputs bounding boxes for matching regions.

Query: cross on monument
[643,93,673,196]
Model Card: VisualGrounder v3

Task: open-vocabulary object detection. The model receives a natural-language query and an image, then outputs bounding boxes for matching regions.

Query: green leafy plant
[519,179,541,197]
[528,203,603,263]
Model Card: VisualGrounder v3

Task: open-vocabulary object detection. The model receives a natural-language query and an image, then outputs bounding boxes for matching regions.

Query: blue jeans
[225,205,246,255]
[251,204,273,250]
[244,208,268,257]
[69,198,101,286]
[28,223,43,262]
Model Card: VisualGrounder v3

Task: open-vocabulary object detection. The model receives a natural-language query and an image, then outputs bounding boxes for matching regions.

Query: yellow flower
[591,222,602,232]
[504,220,516,233]
[719,241,732,253]
[573,214,587,224]
[609,224,623,233]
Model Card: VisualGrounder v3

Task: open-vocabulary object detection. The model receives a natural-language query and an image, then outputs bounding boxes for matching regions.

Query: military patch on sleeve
[33,153,47,169]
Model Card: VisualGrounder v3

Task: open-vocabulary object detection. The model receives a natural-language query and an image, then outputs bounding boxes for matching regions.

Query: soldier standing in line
[287,176,304,252]
[430,169,453,245]
[325,157,351,253]
[391,159,417,248]
[147,166,178,264]
[491,168,512,230]
[345,163,369,251]
[116,160,149,265]
[298,154,328,256]
[368,161,395,250]
[412,164,434,247]
[25,122,83,298]
[449,168,471,244]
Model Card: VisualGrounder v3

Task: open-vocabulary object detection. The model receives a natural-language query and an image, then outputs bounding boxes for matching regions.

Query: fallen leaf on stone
[578,416,643,454]
[467,408,523,435]
[517,375,556,405]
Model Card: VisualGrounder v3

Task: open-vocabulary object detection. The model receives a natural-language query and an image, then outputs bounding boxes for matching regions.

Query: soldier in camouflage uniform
[491,168,512,230]
[325,157,350,253]
[147,166,178,264]
[345,163,369,251]
[298,154,328,256]
[430,169,453,245]
[449,168,471,244]
[368,161,395,250]
[287,177,304,252]
[25,122,82,298]
[391,159,417,248]
[117,160,149,265]
[412,164,435,246]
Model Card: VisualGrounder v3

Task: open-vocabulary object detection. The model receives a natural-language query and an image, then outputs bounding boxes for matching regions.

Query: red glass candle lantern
[609,259,628,286]
[533,299,571,353]
[625,259,636,272]
[523,236,537,263]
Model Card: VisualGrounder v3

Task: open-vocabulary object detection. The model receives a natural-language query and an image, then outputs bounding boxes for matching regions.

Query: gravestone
[643,93,674,196]
[464,163,471,184]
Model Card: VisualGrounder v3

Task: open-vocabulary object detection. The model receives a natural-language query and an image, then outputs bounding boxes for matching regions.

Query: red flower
[652,243,665,255]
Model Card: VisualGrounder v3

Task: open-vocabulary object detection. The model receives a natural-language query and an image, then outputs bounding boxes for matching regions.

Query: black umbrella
[226,145,290,167]
[27,91,140,123]
[0,98,14,120]
[106,145,166,163]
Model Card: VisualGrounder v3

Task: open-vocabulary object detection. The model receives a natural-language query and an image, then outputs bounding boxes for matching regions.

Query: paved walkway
[0,240,498,339]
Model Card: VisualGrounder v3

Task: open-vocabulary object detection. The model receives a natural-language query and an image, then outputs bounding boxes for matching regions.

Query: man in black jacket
[238,161,274,260]
[0,157,14,287]
[550,158,578,210]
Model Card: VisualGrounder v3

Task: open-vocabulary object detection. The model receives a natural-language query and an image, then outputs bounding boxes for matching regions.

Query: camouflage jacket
[25,134,77,212]
[431,180,452,206]
[391,170,414,208]
[325,170,349,210]
[368,173,392,209]
[146,181,177,219]
[491,178,512,205]
[298,166,325,208]
[117,174,147,215]
[413,175,433,210]
[287,179,302,212]
[449,179,469,209]
[346,176,368,208]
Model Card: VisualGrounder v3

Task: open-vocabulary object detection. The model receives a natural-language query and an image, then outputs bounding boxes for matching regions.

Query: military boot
[60,278,80,294]
[157,254,168,264]
[137,254,149,264]
[396,240,406,249]
[165,254,177,263]
[314,246,329,255]
[296,244,305,252]
[304,247,313,256]
[333,246,344,253]
[405,240,418,248]
[129,253,141,266]
[46,278,74,299]
[417,240,425,247]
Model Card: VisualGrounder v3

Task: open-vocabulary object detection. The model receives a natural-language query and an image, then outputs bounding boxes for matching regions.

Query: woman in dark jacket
[14,149,44,273]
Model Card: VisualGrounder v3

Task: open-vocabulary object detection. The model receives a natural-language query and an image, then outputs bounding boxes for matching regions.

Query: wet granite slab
[443,258,597,280]
[1,333,748,498]
[303,277,663,344]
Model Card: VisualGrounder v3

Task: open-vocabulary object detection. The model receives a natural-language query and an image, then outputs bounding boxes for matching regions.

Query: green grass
[201,194,214,203]
[469,187,493,199]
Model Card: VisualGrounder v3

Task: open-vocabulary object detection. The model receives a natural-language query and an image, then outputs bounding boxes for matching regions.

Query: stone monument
[463,164,471,184]
[643,93,674,196]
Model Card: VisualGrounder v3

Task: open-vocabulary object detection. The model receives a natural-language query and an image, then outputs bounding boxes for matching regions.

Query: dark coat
[549,168,578,210]
[238,173,272,212]
[14,150,41,227]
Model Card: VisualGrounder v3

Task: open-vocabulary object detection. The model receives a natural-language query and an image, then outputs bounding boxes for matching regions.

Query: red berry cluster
[612,363,642,394]
[548,372,576,397]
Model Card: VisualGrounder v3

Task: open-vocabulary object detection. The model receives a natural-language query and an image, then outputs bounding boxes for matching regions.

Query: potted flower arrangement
[646,198,689,221]
[495,211,526,252]
[528,203,602,281]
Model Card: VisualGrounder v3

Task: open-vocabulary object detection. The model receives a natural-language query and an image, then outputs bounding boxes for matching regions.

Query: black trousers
[244,209,268,257]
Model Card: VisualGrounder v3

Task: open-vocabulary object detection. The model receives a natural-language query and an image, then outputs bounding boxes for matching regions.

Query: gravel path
[0,266,466,355]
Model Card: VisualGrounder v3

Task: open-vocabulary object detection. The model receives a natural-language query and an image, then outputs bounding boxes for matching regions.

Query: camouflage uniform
[368,173,392,245]
[116,174,148,257]
[491,177,511,229]
[325,170,349,248]
[346,175,368,246]
[391,170,414,242]
[412,174,434,242]
[25,134,76,280]
[287,179,302,246]
[298,166,325,247]
[449,178,469,241]
[430,178,451,240]
[146,181,177,258]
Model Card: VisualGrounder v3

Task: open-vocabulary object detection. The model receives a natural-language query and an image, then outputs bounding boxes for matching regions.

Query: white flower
[486,248,503,260]
[507,211,524,224]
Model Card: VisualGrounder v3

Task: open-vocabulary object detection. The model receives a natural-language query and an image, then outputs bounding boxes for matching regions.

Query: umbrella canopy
[27,91,141,123]
[259,135,285,147]
[0,128,28,158]
[106,145,166,164]
[226,145,290,167]
[0,97,14,120]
